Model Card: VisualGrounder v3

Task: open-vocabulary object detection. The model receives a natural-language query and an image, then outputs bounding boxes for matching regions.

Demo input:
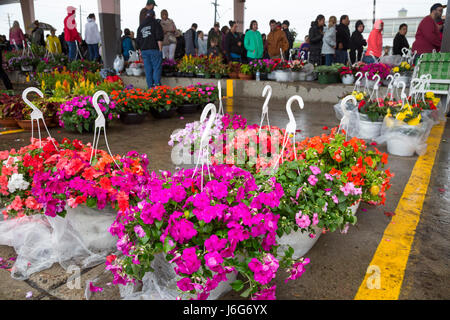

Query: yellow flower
[425,92,434,99]
[26,75,30,82]
[393,67,399,73]
[184,210,190,219]
[407,115,421,126]
[396,112,406,121]
[433,98,440,106]
[405,64,411,70]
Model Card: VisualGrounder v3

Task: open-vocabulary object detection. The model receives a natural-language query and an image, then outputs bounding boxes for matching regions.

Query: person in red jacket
[64,6,82,61]
[412,3,445,56]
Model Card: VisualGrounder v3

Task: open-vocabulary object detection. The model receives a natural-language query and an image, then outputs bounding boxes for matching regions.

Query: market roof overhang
[0,0,20,5]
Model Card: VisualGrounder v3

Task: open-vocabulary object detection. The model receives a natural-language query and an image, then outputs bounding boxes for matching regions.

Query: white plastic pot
[132,68,144,76]
[306,73,316,81]
[298,72,307,81]
[387,136,416,156]
[274,70,291,82]
[341,74,355,85]
[350,201,361,216]
[291,71,301,82]
[276,226,322,260]
[126,68,133,76]
[267,72,276,80]
[359,120,383,140]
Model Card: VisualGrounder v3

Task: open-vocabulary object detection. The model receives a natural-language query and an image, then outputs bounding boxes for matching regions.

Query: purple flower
[134,225,146,238]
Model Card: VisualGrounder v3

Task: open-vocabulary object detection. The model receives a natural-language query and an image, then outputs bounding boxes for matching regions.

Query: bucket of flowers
[339,66,355,85]
[110,88,150,125]
[147,86,178,119]
[392,62,414,87]
[58,96,118,133]
[360,63,391,88]
[272,59,292,82]
[290,60,306,82]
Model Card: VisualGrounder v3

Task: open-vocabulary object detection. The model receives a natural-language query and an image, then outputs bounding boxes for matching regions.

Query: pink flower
[177,277,194,292]
[134,225,146,238]
[10,196,23,211]
[204,235,227,252]
[251,285,276,300]
[325,173,334,181]
[248,254,279,285]
[285,258,310,283]
[204,251,224,272]
[174,247,201,275]
[312,213,319,226]
[89,282,103,293]
[169,218,198,243]
[332,194,339,204]
[295,212,311,229]
[309,166,321,175]
[308,175,318,186]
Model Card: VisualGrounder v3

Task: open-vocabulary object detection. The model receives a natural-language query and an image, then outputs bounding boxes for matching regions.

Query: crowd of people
[0,1,447,91]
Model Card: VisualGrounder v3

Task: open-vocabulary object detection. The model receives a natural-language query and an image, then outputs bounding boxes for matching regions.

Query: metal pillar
[442,1,450,52]
[97,0,121,69]
[234,0,245,33]
[20,0,35,33]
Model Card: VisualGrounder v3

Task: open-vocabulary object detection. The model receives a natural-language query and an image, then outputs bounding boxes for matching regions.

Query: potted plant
[392,61,414,87]
[16,100,58,130]
[177,55,196,77]
[162,59,178,77]
[238,64,253,80]
[110,88,150,125]
[272,59,292,82]
[58,96,118,133]
[290,60,305,82]
[360,63,391,88]
[148,86,177,119]
[339,66,355,85]
[0,94,25,128]
[228,62,241,79]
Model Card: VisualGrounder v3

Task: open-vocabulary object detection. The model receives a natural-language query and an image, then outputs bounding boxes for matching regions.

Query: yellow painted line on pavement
[226,79,234,97]
[355,122,446,300]
[0,129,25,135]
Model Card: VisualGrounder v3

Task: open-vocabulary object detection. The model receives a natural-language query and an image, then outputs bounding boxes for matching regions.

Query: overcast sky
[0,0,443,40]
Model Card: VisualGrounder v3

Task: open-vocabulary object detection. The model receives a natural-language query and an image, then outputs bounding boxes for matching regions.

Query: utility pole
[8,13,11,29]
[373,0,376,25]
[212,0,219,24]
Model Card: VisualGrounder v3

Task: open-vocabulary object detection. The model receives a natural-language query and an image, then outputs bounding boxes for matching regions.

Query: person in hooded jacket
[335,15,350,64]
[308,15,325,65]
[84,13,101,61]
[349,20,367,64]
[363,19,384,64]
[122,29,135,61]
[244,20,263,62]
[64,6,82,61]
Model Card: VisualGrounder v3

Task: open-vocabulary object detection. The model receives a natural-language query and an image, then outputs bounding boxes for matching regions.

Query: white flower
[7,173,30,194]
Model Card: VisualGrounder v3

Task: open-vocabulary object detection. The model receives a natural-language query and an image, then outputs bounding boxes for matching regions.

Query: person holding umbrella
[31,20,45,47]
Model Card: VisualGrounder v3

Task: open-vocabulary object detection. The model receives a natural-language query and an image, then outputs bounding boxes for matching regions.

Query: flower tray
[119,112,148,125]
[0,119,19,128]
[177,104,201,114]
[150,108,176,119]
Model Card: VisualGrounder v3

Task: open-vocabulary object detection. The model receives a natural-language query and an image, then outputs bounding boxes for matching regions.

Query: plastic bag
[0,206,117,280]
[302,63,314,75]
[375,117,434,157]
[119,253,236,300]
[128,50,139,62]
[113,55,125,73]
[379,55,402,66]
[333,100,361,138]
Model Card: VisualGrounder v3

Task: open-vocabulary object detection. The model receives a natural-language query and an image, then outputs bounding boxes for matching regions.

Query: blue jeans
[67,41,77,61]
[362,55,377,64]
[87,44,99,61]
[335,50,347,64]
[325,54,334,66]
[141,49,162,88]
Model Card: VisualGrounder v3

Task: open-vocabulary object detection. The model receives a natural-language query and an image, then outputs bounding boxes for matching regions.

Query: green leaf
[240,287,253,298]
[155,220,163,230]
[141,236,150,245]
[230,280,244,292]
[86,197,97,208]
[163,237,176,254]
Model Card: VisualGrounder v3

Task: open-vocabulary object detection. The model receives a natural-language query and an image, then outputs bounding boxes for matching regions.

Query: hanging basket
[387,136,417,157]
[276,226,322,260]
[341,74,355,85]
[358,120,383,140]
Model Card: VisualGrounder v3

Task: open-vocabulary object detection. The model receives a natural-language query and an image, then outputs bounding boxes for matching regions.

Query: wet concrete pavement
[0,95,448,300]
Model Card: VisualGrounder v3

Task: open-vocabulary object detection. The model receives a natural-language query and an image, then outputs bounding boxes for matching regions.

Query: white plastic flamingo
[385,74,395,101]
[192,103,217,191]
[300,51,306,62]
[364,72,371,94]
[369,74,381,101]
[271,95,305,174]
[259,85,272,132]
[397,81,407,107]
[217,80,224,117]
[338,95,357,139]
[90,91,119,168]
[353,72,364,93]
[409,78,422,105]
[22,87,58,150]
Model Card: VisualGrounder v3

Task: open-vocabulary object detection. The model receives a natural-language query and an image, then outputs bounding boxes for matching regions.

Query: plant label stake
[90,91,119,168]
[271,95,305,175]
[192,103,217,191]
[259,85,272,132]
[338,95,357,140]
[22,87,58,150]
[217,80,224,117]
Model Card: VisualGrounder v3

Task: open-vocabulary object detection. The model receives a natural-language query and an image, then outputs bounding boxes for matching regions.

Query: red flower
[358,100,366,110]
[381,153,388,165]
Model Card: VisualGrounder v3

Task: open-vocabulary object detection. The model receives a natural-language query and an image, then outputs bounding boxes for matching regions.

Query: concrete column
[234,0,245,33]
[441,1,450,52]
[97,0,121,68]
[20,0,35,34]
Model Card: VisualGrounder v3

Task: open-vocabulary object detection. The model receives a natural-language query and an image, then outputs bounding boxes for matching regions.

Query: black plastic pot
[149,108,176,119]
[185,72,195,78]
[119,112,148,125]
[260,73,268,81]
[177,104,201,114]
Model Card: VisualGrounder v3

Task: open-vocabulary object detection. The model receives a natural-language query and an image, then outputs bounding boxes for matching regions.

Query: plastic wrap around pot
[379,55,402,66]
[333,102,361,138]
[358,114,383,141]
[0,206,117,280]
[119,253,236,300]
[276,226,322,260]
[375,117,434,157]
